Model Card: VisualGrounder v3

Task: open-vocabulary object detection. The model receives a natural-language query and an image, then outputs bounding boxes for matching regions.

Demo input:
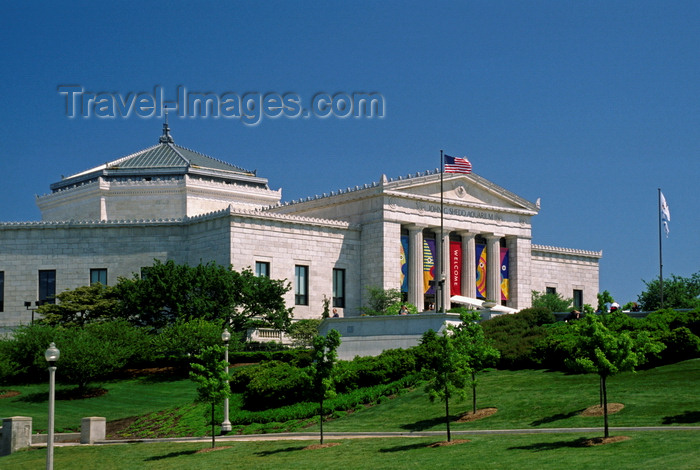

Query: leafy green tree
[115,260,292,332]
[360,287,403,316]
[531,290,572,313]
[311,329,341,444]
[450,311,500,414]
[566,314,663,438]
[420,330,469,442]
[287,319,322,349]
[597,290,615,312]
[189,345,231,448]
[152,319,231,366]
[37,284,120,327]
[638,272,700,311]
[50,321,147,392]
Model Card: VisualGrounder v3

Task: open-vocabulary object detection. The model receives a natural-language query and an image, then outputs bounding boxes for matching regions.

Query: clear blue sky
[1,1,698,305]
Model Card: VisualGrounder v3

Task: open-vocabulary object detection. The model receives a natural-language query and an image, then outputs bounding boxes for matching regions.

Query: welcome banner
[450,240,462,296]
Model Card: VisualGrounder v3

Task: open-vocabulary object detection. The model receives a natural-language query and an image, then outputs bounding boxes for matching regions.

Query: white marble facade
[0,129,601,328]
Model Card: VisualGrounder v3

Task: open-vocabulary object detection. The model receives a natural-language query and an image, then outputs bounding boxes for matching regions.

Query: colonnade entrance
[400,227,512,311]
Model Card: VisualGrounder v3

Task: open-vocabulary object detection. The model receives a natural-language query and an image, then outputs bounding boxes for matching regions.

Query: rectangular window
[39,270,56,304]
[255,261,270,278]
[546,286,557,295]
[140,267,150,280]
[295,265,309,305]
[0,271,4,312]
[90,268,108,285]
[332,268,345,308]
[573,289,583,309]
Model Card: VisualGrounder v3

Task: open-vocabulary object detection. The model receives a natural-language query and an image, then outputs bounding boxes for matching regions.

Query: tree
[449,311,500,414]
[189,345,231,448]
[310,329,341,444]
[360,287,403,316]
[566,313,663,437]
[531,290,572,313]
[597,290,615,312]
[47,321,147,393]
[37,284,120,327]
[287,319,322,349]
[638,272,700,311]
[419,330,469,442]
[152,319,231,366]
[115,260,292,332]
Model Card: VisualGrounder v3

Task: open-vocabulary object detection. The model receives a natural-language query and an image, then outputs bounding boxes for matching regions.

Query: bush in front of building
[229,347,420,411]
[481,307,555,369]
[534,308,700,371]
[0,320,149,390]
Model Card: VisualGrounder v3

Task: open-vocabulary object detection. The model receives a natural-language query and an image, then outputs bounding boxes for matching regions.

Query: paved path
[34,426,698,447]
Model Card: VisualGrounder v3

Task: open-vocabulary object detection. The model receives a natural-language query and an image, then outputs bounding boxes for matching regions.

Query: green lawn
[0,375,196,433]
[3,431,699,469]
[1,360,699,468]
[321,359,700,433]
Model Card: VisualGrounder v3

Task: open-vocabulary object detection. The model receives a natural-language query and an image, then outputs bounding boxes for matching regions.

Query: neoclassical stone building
[0,125,601,328]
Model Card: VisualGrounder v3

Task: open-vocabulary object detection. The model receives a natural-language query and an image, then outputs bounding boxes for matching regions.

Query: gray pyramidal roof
[51,123,267,192]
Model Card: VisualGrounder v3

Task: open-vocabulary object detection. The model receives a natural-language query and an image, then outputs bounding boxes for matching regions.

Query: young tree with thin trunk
[450,311,500,414]
[311,329,341,444]
[420,330,469,442]
[190,345,231,448]
[567,313,663,438]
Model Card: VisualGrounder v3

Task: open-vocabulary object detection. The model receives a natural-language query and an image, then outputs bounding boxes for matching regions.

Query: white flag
[660,191,671,237]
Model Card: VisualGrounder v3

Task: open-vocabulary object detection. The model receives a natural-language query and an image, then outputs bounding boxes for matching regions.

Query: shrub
[481,312,547,369]
[243,361,312,410]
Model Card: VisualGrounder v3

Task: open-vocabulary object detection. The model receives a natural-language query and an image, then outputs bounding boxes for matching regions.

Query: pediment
[385,173,538,214]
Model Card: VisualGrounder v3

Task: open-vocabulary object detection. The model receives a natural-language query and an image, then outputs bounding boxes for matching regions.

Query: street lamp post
[220,329,232,433]
[45,342,60,470]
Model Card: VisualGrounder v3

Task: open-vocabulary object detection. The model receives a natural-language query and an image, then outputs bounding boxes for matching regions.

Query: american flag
[444,155,472,174]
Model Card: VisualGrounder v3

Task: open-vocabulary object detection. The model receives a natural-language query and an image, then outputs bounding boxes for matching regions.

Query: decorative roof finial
[159,106,174,144]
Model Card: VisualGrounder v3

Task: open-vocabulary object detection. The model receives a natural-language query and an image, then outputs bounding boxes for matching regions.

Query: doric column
[459,232,476,299]
[486,234,502,303]
[440,230,451,311]
[407,226,424,310]
[430,227,451,312]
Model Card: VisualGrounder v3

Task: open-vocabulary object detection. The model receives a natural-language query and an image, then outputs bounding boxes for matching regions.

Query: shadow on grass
[254,445,307,456]
[530,409,585,426]
[379,442,436,453]
[508,437,592,451]
[662,411,700,424]
[15,391,47,403]
[400,415,455,432]
[144,450,198,461]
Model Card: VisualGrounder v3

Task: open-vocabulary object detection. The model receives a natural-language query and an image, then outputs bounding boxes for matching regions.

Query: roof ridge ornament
[159,106,174,144]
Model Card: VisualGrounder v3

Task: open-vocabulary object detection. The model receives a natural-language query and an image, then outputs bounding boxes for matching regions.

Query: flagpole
[439,150,445,313]
[658,188,664,309]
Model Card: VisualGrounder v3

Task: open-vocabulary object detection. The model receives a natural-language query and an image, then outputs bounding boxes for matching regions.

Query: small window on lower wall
[90,268,108,286]
[39,270,56,304]
[295,265,309,305]
[546,286,557,295]
[573,289,583,309]
[333,268,345,308]
[255,261,270,277]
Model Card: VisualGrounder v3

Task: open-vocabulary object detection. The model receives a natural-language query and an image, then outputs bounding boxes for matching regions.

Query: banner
[475,243,487,298]
[450,240,462,296]
[400,236,409,293]
[423,238,436,294]
[500,247,509,301]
